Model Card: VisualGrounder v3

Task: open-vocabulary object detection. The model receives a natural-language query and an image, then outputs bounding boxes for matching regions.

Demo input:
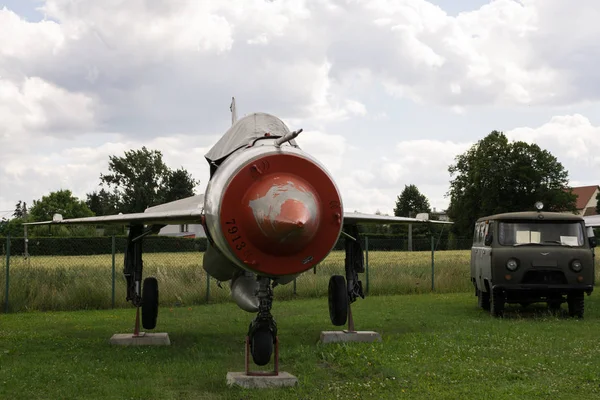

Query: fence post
[365,236,369,294]
[111,236,116,309]
[431,235,435,291]
[206,272,210,303]
[4,235,10,313]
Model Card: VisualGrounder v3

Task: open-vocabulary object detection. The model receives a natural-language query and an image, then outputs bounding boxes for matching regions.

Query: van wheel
[477,289,490,311]
[490,288,504,317]
[567,292,584,318]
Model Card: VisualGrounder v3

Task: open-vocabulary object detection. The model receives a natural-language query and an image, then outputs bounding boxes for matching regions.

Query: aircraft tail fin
[230,97,237,125]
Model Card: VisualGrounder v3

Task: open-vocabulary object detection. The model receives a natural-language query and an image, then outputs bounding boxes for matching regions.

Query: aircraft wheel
[250,327,274,366]
[567,292,584,318]
[328,275,348,326]
[142,277,159,330]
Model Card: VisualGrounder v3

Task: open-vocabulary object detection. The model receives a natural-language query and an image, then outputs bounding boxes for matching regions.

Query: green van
[470,206,596,317]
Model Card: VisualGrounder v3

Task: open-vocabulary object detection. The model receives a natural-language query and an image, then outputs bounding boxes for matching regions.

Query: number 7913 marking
[225,218,246,251]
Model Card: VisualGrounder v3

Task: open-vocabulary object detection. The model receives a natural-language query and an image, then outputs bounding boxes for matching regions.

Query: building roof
[571,185,599,210]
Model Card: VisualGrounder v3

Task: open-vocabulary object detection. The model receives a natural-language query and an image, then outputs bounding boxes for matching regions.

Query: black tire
[250,327,274,366]
[328,275,348,326]
[567,292,584,318]
[478,288,490,311]
[142,277,159,330]
[490,288,504,318]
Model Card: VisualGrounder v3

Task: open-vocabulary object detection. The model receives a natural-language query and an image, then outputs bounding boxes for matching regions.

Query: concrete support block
[109,332,171,346]
[319,330,382,344]
[226,372,298,388]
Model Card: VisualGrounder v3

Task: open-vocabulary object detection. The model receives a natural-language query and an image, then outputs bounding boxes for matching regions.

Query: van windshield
[498,221,584,246]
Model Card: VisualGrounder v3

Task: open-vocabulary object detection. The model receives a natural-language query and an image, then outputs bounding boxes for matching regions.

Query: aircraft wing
[343,211,452,225]
[23,209,204,226]
[584,214,600,227]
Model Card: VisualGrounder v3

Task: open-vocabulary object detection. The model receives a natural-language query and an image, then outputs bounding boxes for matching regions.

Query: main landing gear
[123,224,164,335]
[328,224,365,331]
[246,276,279,373]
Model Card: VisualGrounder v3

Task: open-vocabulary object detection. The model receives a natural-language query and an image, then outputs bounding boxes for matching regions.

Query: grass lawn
[1,292,600,399]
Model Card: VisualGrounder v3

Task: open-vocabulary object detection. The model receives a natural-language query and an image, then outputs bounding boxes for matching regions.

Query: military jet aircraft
[26,98,451,367]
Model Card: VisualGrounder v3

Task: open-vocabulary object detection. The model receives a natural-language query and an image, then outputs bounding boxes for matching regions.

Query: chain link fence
[1,235,474,313]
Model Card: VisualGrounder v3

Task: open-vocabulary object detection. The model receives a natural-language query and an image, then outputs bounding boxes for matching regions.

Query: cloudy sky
[1,0,599,220]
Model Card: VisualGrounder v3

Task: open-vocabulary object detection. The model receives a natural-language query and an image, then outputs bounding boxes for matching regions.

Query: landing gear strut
[246,277,278,371]
[123,224,164,334]
[328,224,364,330]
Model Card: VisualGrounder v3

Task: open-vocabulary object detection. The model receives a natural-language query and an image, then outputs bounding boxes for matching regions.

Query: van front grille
[521,270,567,285]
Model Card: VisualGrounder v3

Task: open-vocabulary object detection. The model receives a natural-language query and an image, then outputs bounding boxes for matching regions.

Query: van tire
[490,288,504,317]
[477,289,490,310]
[567,292,584,318]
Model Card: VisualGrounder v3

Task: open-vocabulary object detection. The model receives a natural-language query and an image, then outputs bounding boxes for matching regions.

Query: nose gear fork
[245,276,279,375]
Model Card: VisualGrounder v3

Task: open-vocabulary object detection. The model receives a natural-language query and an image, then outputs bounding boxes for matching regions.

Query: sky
[1,0,599,220]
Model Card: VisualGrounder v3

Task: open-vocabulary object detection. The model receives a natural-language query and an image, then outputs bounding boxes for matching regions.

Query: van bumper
[492,284,593,295]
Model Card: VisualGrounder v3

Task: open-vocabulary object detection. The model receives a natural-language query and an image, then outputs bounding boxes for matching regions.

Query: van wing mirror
[587,227,596,248]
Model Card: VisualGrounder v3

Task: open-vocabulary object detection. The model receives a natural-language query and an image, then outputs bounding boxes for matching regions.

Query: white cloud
[507,114,600,182]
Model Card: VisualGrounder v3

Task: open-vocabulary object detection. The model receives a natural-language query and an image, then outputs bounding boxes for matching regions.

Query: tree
[446,131,577,237]
[0,217,24,237]
[394,184,431,217]
[393,184,432,237]
[13,200,27,218]
[86,188,120,217]
[596,191,600,214]
[163,168,199,204]
[95,147,199,214]
[29,190,95,222]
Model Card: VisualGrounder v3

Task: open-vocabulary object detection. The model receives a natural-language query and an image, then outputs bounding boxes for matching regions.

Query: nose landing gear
[245,276,279,374]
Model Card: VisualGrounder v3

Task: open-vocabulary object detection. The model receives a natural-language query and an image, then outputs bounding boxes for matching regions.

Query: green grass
[1,250,473,312]
[1,293,600,399]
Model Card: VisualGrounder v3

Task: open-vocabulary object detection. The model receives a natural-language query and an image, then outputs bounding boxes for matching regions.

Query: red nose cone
[243,175,320,255]
[219,152,343,277]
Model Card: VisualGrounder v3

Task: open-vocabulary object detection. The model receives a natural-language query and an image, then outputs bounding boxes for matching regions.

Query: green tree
[446,131,577,237]
[96,147,199,213]
[0,217,25,237]
[394,184,432,217]
[163,168,199,204]
[596,191,599,214]
[13,200,28,218]
[29,190,94,222]
[86,188,120,216]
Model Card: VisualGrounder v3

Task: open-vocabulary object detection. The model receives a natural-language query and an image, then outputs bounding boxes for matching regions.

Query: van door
[470,223,480,288]
[480,221,493,290]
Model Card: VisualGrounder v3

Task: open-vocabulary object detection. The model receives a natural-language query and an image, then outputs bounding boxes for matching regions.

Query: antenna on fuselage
[230,97,237,125]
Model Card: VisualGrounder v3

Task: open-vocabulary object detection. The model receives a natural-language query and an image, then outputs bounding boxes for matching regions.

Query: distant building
[431,207,449,221]
[570,185,599,216]
[145,194,206,238]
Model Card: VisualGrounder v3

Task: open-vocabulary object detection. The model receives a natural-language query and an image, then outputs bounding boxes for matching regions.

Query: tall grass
[0,250,473,312]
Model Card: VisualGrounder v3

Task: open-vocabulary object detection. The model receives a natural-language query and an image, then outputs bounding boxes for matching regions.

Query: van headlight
[506,258,519,271]
[570,260,583,272]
